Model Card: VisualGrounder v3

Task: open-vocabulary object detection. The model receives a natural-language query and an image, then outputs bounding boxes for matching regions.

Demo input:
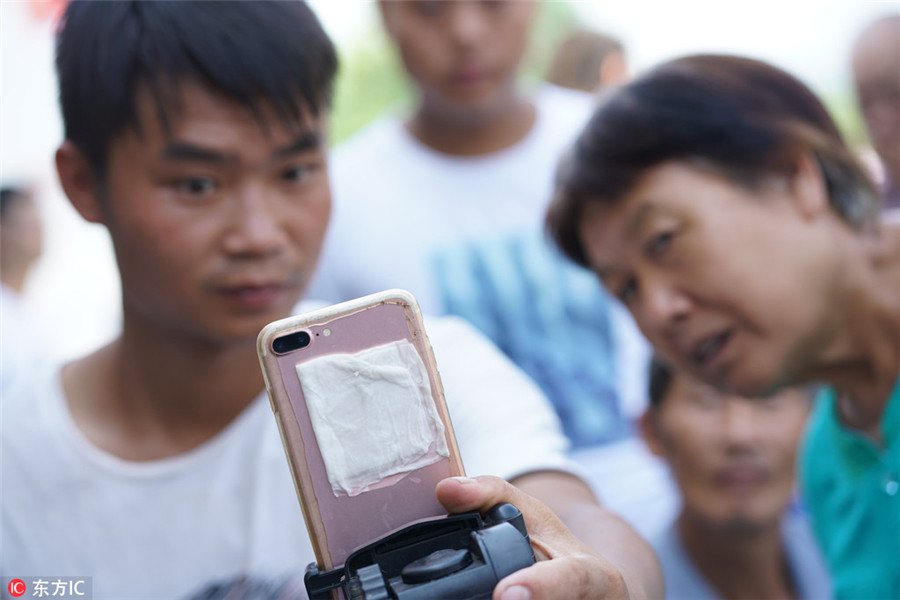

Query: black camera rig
[304,503,535,600]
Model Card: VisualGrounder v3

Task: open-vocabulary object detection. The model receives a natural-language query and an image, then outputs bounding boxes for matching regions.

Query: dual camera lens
[272,330,311,355]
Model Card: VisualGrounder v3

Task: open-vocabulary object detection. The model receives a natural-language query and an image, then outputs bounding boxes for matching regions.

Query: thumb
[493,554,627,600]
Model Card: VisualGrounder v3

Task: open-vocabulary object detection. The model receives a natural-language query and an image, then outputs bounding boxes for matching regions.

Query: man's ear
[639,409,666,458]
[789,152,830,222]
[56,141,105,224]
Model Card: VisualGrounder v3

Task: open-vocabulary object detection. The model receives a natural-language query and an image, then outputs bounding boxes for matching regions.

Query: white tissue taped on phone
[296,339,450,497]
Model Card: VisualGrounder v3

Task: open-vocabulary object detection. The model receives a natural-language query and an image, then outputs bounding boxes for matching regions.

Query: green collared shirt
[800,376,900,599]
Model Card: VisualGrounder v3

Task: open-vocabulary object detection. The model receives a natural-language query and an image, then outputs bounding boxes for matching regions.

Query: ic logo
[7,579,26,597]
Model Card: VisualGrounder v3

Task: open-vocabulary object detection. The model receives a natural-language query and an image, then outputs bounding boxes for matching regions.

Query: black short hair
[647,354,674,409]
[0,186,29,219]
[56,0,338,178]
[547,54,879,267]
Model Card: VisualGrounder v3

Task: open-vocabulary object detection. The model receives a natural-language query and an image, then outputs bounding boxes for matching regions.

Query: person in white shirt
[0,3,662,600]
[1,185,46,397]
[641,357,830,600]
[310,0,652,453]
[310,1,593,314]
[852,15,900,212]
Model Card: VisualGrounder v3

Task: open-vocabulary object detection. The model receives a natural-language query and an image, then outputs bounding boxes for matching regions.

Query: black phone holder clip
[304,503,535,600]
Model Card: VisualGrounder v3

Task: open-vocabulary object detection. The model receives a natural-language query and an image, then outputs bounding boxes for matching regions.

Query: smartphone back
[257,290,465,571]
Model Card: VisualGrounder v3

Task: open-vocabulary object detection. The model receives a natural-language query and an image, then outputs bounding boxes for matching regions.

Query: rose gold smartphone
[257,289,466,576]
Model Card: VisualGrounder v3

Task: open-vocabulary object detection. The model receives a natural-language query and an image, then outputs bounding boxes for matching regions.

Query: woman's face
[578,160,837,396]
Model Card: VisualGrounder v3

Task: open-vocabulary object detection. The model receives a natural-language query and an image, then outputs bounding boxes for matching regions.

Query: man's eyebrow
[273,131,322,158]
[162,144,234,164]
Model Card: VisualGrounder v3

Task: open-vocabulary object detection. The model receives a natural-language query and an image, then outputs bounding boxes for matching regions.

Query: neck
[407,92,535,156]
[678,512,796,600]
[63,311,265,461]
[807,220,900,436]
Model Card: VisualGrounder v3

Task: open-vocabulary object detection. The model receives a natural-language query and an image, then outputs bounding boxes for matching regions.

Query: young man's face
[380,0,535,116]
[643,376,809,533]
[96,83,330,344]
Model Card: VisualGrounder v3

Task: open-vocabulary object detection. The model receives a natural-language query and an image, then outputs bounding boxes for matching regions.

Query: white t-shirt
[308,84,595,315]
[0,312,571,600]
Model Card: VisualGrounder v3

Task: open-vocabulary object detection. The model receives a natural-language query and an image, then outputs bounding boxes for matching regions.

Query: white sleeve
[425,315,576,481]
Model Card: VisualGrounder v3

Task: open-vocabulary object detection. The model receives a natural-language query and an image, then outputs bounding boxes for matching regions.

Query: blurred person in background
[0,3,662,599]
[1,185,43,295]
[548,53,900,599]
[310,0,651,454]
[642,356,830,599]
[1,184,46,396]
[852,14,900,212]
[310,0,592,313]
[546,28,629,95]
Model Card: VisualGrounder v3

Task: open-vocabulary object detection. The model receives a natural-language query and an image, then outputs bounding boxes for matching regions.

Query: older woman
[547,54,899,599]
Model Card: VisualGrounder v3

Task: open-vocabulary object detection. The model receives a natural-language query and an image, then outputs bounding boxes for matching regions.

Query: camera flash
[323,328,332,337]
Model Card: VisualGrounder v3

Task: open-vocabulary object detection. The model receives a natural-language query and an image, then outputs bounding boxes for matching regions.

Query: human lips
[212,277,298,312]
[715,465,767,490]
[689,329,733,372]
[449,64,492,88]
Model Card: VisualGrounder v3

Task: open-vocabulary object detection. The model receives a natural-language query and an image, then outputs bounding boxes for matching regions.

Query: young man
[0,186,43,295]
[310,0,593,313]
[0,185,46,396]
[852,14,900,211]
[0,3,661,600]
[642,358,830,599]
[310,0,650,450]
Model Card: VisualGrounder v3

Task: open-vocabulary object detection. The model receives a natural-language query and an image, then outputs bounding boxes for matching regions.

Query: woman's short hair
[547,54,879,267]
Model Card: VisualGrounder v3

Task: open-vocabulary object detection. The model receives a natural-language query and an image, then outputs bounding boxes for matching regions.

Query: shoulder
[782,506,833,599]
[424,315,572,479]
[532,83,595,128]
[798,388,838,482]
[330,114,408,171]
[651,521,720,600]
[2,362,64,432]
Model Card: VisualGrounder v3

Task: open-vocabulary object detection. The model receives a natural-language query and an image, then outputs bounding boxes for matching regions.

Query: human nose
[447,2,489,47]
[637,276,692,336]
[719,399,763,449]
[221,185,285,258]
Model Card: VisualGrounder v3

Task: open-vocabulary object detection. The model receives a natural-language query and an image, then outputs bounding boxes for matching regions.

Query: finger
[436,476,558,531]
[435,475,528,513]
[493,554,628,600]
[436,476,584,559]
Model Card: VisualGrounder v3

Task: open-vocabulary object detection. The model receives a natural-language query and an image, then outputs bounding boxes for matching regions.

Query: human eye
[280,164,314,183]
[279,160,324,186]
[646,231,674,258]
[174,176,217,199]
[616,277,639,305]
[411,0,447,18]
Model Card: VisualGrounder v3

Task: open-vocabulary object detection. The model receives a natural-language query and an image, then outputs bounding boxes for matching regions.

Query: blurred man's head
[378,0,535,123]
[546,29,629,94]
[54,1,338,345]
[642,357,810,535]
[0,186,43,292]
[853,15,900,181]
